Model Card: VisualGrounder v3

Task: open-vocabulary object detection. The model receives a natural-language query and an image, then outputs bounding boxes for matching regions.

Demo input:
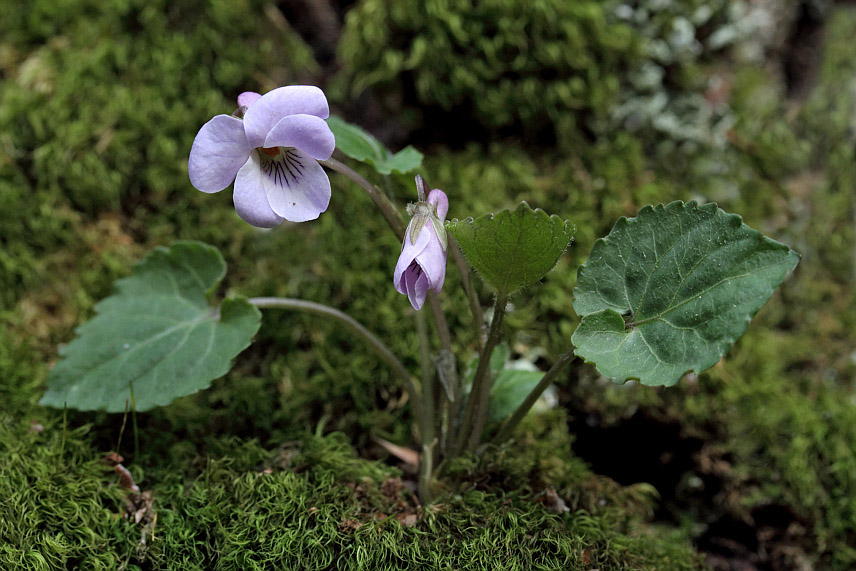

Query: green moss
[0,416,703,570]
[0,419,137,570]
[715,333,856,567]
[0,0,319,310]
[336,0,740,168]
[148,430,702,570]
[336,0,640,144]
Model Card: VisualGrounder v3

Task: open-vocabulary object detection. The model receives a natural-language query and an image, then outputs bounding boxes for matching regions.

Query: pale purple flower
[189,86,335,227]
[394,177,449,310]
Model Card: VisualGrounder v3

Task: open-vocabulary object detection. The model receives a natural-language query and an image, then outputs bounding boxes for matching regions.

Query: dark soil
[561,383,815,571]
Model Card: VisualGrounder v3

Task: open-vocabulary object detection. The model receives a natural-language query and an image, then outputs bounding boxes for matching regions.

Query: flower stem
[454,295,508,455]
[322,157,464,445]
[320,157,406,241]
[448,235,485,350]
[247,297,422,426]
[322,156,456,350]
[415,309,435,502]
[424,294,460,462]
[427,291,458,457]
[491,351,576,445]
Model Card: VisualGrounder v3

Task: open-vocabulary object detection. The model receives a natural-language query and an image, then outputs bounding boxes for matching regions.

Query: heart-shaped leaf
[447,202,574,296]
[326,115,423,174]
[572,201,799,387]
[41,242,261,412]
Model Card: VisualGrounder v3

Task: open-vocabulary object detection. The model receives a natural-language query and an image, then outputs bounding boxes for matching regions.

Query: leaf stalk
[248,297,423,427]
[492,351,575,444]
[454,294,508,455]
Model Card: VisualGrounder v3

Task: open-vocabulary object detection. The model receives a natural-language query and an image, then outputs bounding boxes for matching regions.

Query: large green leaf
[41,242,261,412]
[326,115,423,174]
[447,202,574,296]
[572,201,799,386]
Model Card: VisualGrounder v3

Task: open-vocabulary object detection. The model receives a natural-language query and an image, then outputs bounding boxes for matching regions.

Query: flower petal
[243,86,330,149]
[404,266,430,310]
[188,114,251,193]
[237,91,261,108]
[257,148,331,222]
[394,220,431,292]
[427,189,449,221]
[264,114,335,161]
[416,225,447,291]
[233,154,285,228]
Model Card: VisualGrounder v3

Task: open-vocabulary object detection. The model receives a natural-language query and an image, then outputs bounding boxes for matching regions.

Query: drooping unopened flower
[189,86,335,227]
[394,176,449,310]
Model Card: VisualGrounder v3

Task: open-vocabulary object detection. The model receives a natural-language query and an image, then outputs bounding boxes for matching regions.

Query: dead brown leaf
[374,437,419,472]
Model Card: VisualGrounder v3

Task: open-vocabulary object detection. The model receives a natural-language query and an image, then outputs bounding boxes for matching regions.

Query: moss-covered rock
[336,0,640,145]
[336,0,741,163]
[0,414,705,570]
[0,419,136,570]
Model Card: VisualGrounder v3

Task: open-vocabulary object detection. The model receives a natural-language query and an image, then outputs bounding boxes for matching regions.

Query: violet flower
[394,176,449,310]
[189,86,335,227]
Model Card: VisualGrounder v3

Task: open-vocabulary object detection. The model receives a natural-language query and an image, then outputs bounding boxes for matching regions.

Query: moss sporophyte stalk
[43,84,798,507]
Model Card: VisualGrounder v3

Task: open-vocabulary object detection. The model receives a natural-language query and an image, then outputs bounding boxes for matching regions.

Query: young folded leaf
[447,202,574,297]
[572,201,799,386]
[326,115,423,175]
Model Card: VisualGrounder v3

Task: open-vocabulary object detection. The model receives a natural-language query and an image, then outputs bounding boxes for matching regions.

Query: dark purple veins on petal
[260,148,306,188]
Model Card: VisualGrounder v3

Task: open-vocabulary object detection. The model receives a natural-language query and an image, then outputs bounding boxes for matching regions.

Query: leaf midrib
[59,310,216,388]
[627,257,792,330]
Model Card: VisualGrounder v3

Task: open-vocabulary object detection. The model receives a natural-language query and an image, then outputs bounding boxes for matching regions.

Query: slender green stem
[321,159,457,388]
[427,292,459,458]
[448,236,485,349]
[491,351,576,444]
[427,292,452,351]
[464,295,508,452]
[320,157,406,240]
[248,297,422,425]
[61,404,67,456]
[427,291,458,395]
[415,309,435,502]
[415,310,434,401]
[454,295,508,455]
[129,384,139,459]
[115,399,129,456]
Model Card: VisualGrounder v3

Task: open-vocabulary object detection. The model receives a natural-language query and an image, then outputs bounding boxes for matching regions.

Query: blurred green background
[1,0,855,569]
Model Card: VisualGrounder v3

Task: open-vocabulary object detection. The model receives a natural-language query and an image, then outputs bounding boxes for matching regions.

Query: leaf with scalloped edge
[40,241,261,412]
[571,201,799,387]
[447,202,574,296]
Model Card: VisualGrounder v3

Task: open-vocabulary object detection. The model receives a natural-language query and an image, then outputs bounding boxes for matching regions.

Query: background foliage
[1,0,855,568]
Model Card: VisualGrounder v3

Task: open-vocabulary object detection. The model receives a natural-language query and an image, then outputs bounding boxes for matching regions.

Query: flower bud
[393,178,449,310]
